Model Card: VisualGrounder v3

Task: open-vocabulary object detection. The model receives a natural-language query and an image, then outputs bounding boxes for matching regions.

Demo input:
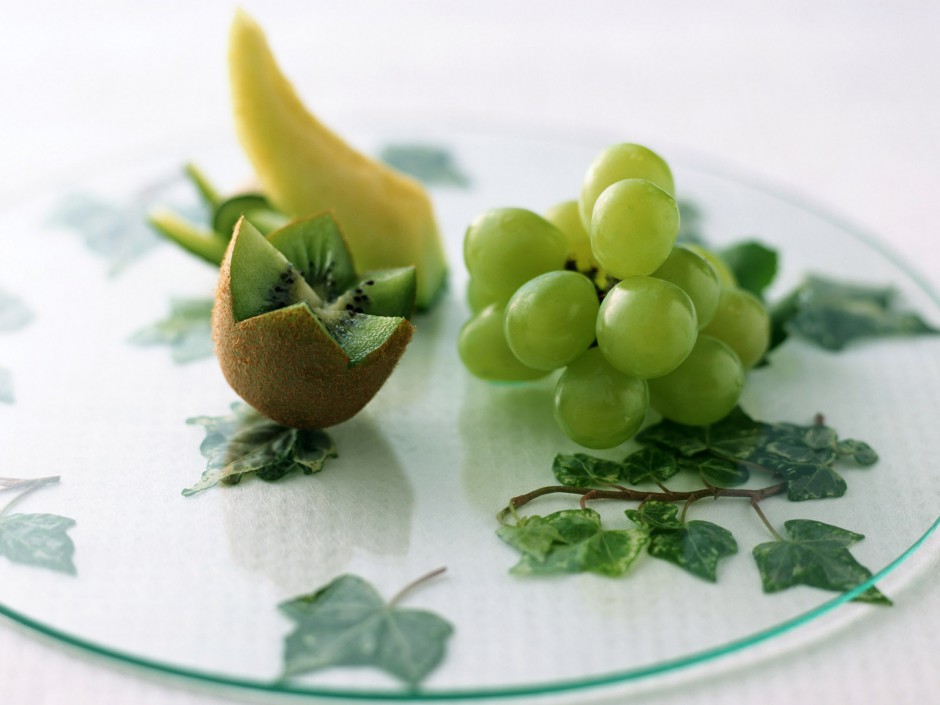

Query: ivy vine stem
[499,481,788,524]
[0,476,61,516]
[388,567,448,608]
[750,500,785,541]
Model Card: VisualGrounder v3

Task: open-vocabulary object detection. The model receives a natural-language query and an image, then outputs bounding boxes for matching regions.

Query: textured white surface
[1,2,938,704]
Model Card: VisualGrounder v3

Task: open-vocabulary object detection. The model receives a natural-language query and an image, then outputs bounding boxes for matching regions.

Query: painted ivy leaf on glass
[627,502,737,582]
[498,508,648,577]
[0,476,76,575]
[771,274,940,352]
[0,513,76,575]
[0,287,33,404]
[279,572,453,688]
[0,367,13,405]
[378,144,470,187]
[0,287,34,333]
[46,188,206,275]
[47,193,161,274]
[183,402,338,496]
[753,519,890,605]
[130,297,214,363]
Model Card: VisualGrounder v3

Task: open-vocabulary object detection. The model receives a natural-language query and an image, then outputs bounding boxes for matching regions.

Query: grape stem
[499,481,788,524]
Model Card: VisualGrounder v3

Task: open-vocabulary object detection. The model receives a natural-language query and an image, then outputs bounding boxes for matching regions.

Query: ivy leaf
[625,500,682,530]
[626,501,737,582]
[760,457,847,501]
[641,409,873,500]
[378,144,470,187]
[783,469,845,501]
[621,447,679,484]
[636,420,709,457]
[836,439,879,466]
[648,522,738,582]
[718,240,778,298]
[496,515,565,562]
[552,453,623,488]
[499,509,648,577]
[0,287,33,333]
[130,297,214,363]
[0,367,13,404]
[704,407,773,460]
[677,456,750,487]
[638,408,769,461]
[182,403,337,496]
[753,519,889,604]
[0,513,77,575]
[279,574,453,687]
[776,275,939,351]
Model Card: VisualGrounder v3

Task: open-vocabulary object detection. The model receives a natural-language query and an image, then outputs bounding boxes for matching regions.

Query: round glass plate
[0,131,937,701]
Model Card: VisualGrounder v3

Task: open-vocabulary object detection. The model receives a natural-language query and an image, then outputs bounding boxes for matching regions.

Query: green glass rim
[1,135,938,700]
[2,517,934,701]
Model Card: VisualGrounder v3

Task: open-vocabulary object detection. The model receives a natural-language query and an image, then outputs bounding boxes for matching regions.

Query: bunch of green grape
[459,143,771,449]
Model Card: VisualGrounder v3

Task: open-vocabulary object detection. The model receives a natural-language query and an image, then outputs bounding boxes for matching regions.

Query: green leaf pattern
[279,574,453,687]
[0,367,13,405]
[0,477,77,575]
[378,144,470,188]
[0,513,76,575]
[130,297,214,363]
[0,286,34,404]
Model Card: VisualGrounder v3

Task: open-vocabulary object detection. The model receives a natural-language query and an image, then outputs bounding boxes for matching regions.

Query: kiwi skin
[213,230,415,429]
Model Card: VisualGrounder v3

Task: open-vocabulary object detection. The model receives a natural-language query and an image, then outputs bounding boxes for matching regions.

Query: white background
[1,2,938,704]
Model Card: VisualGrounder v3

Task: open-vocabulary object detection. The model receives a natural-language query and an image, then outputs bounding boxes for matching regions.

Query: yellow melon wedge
[228,10,447,309]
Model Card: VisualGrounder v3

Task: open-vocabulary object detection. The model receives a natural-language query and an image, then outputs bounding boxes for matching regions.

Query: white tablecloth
[2,2,937,703]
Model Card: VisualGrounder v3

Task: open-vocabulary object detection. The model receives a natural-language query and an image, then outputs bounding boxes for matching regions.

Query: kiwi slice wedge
[214,213,416,428]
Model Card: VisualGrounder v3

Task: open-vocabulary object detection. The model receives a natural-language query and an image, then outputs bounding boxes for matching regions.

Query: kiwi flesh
[214,213,416,428]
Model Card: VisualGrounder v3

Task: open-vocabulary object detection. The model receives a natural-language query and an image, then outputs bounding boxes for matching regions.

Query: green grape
[590,179,679,279]
[554,348,649,449]
[463,208,568,300]
[579,143,675,230]
[466,277,503,314]
[701,287,770,368]
[596,276,698,379]
[651,245,721,329]
[504,271,599,370]
[686,244,737,288]
[648,335,744,426]
[458,303,549,382]
[544,199,595,272]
